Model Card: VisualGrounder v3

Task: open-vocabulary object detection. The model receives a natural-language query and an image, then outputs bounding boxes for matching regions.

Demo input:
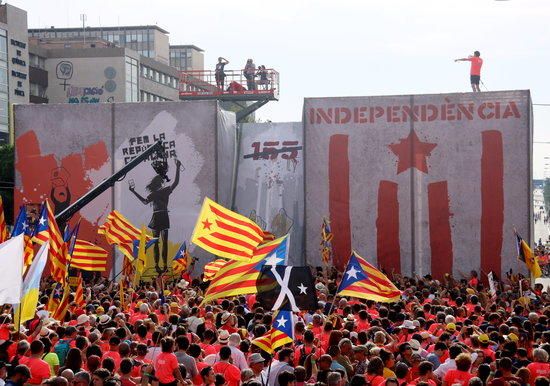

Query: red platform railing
[179,69,279,100]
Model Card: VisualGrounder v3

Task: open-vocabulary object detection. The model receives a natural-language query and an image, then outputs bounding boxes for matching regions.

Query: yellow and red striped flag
[34,200,67,284]
[337,252,401,303]
[74,274,86,308]
[251,309,294,354]
[202,235,289,303]
[203,258,226,281]
[191,197,265,261]
[70,239,108,272]
[52,284,71,321]
[99,211,149,261]
[0,196,8,243]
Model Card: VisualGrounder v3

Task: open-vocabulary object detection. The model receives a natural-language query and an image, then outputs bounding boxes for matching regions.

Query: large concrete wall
[14,100,235,275]
[304,90,532,277]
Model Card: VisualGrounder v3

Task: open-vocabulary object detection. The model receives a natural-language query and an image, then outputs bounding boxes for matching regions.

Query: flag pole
[264,354,273,386]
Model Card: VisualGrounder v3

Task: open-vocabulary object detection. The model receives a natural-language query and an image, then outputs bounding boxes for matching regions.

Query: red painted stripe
[213,222,261,248]
[328,134,352,270]
[197,237,251,257]
[376,181,401,273]
[480,130,504,276]
[209,205,263,240]
[428,181,454,279]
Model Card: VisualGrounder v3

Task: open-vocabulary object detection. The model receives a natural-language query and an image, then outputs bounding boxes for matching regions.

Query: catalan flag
[52,283,71,322]
[46,283,62,312]
[74,273,86,308]
[320,217,333,265]
[69,239,108,272]
[98,211,149,261]
[11,206,34,268]
[172,242,192,274]
[251,309,294,354]
[203,258,226,281]
[516,230,542,278]
[34,200,67,284]
[337,252,401,303]
[202,235,289,303]
[191,197,265,261]
[0,196,8,243]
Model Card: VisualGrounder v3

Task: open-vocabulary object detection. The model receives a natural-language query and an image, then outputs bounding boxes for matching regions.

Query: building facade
[0,3,29,144]
[29,25,170,65]
[169,45,204,72]
[28,38,180,105]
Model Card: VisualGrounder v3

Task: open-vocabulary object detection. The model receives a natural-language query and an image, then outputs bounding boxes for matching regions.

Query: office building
[0,3,29,144]
[29,37,181,104]
[169,45,204,72]
[29,25,170,64]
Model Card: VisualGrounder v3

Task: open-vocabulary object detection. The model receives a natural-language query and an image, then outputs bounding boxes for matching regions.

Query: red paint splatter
[428,181,453,279]
[15,131,113,272]
[376,180,401,273]
[480,130,503,276]
[328,134,351,270]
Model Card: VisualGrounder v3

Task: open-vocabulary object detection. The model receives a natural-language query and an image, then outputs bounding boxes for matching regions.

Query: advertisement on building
[304,90,532,277]
[234,122,304,265]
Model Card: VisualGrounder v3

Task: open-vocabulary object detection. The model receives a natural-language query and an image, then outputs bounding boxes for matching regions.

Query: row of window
[140,65,178,88]
[0,30,8,125]
[140,90,171,102]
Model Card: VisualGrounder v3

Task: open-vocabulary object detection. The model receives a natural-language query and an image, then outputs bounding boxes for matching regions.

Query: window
[125,57,139,102]
[0,29,7,62]
[30,83,47,98]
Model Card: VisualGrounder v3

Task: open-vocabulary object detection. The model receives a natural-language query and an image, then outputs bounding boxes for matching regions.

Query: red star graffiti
[388,130,437,174]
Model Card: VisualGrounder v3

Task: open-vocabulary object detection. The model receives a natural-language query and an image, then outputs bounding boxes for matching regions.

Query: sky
[11,0,550,178]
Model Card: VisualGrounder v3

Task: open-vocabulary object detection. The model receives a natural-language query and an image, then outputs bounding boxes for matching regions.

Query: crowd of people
[214,57,270,91]
[0,267,548,386]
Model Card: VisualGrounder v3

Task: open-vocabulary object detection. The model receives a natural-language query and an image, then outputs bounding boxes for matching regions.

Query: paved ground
[534,189,549,245]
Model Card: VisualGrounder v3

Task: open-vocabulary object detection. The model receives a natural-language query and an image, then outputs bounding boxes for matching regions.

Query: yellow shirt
[383,367,396,379]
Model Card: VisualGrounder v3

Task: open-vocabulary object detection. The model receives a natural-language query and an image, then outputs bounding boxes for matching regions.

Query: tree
[0,144,14,224]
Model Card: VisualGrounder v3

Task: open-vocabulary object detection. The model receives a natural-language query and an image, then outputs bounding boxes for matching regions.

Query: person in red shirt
[527,348,550,385]
[154,337,185,386]
[412,361,437,386]
[101,336,122,371]
[442,353,473,386]
[26,340,51,386]
[212,346,240,386]
[455,51,483,92]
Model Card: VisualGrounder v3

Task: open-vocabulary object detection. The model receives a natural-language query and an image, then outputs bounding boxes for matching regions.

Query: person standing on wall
[455,51,483,92]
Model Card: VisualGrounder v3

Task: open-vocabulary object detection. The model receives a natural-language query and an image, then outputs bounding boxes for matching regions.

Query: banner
[234,122,304,264]
[304,90,532,276]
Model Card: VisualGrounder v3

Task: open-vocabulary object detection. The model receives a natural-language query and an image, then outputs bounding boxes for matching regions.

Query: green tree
[0,144,14,224]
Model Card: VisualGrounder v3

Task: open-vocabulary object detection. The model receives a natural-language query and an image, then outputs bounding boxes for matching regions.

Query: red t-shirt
[527,362,550,385]
[444,369,473,386]
[27,357,51,385]
[467,57,483,76]
[102,351,122,370]
[365,374,385,386]
[212,362,240,386]
[154,352,179,384]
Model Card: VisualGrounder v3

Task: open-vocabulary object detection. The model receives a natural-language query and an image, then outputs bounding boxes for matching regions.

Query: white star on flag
[22,222,27,230]
[346,265,359,279]
[39,216,46,226]
[298,283,308,294]
[276,315,288,328]
[265,254,283,266]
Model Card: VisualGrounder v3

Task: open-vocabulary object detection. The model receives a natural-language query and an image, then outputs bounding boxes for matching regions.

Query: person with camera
[215,57,229,89]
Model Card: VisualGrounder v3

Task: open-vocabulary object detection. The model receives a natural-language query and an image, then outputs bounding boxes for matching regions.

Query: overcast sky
[12,0,550,178]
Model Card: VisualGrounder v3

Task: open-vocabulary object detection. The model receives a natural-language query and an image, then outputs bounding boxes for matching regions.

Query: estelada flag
[515,231,542,278]
[203,258,226,281]
[191,197,265,261]
[251,309,294,354]
[34,200,67,284]
[337,251,401,303]
[0,196,8,243]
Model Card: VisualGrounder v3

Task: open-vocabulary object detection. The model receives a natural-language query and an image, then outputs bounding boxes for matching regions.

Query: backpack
[54,338,72,366]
